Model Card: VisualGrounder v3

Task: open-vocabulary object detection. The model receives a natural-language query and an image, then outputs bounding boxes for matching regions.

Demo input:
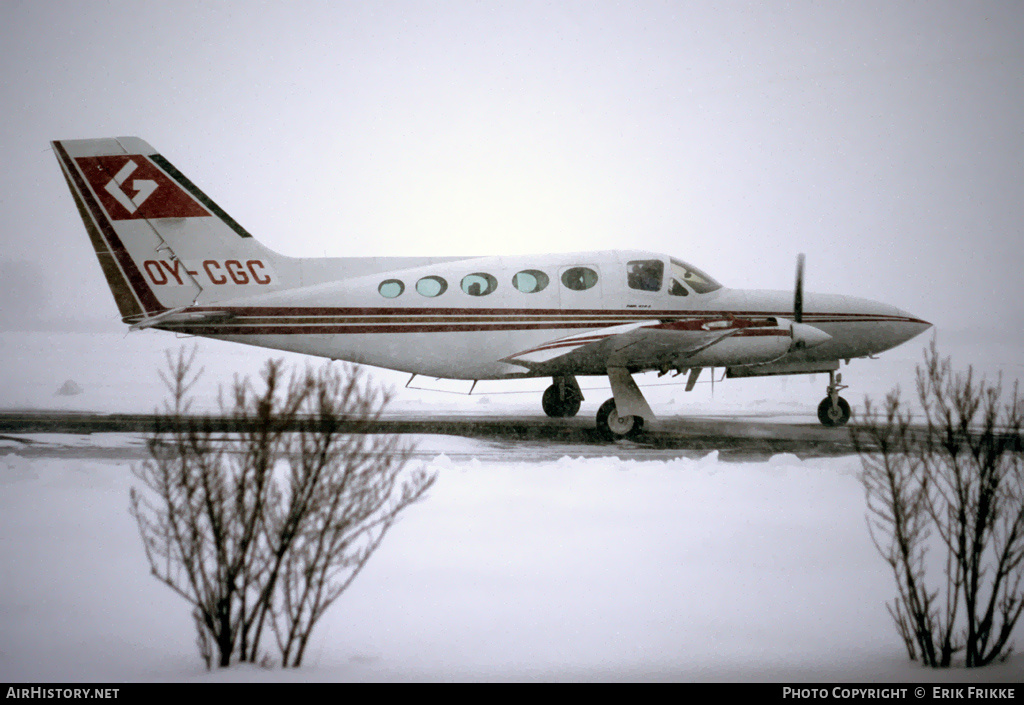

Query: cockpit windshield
[669,258,722,295]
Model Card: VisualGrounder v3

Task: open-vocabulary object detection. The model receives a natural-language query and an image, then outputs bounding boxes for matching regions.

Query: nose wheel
[817,371,851,427]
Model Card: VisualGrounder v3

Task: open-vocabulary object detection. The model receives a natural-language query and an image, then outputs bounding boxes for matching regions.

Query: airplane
[51,136,932,439]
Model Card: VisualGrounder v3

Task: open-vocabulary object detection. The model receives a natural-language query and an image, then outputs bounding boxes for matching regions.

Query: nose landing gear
[817,370,851,427]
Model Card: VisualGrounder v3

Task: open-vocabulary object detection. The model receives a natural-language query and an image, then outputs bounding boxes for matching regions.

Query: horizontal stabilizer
[129,307,234,331]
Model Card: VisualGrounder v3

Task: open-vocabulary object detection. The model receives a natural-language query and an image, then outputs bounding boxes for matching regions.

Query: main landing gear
[818,370,851,427]
[542,375,583,418]
[596,398,644,440]
[540,370,654,441]
[595,368,655,441]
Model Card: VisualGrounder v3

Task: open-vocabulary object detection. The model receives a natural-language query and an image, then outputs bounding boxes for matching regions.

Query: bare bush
[854,339,1024,667]
[130,348,435,668]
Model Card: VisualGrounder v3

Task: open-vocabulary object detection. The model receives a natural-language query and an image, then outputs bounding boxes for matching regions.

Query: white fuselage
[159,250,930,380]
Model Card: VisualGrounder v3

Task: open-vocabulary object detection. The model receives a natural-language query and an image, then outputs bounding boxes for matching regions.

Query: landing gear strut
[817,370,851,427]
[595,368,655,440]
[542,376,583,418]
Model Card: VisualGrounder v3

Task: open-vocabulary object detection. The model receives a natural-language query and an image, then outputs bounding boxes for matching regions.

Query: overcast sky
[1,1,1022,343]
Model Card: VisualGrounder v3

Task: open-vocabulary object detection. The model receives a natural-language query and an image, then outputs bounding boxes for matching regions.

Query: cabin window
[512,269,550,293]
[415,275,448,297]
[378,279,404,298]
[670,258,722,294]
[561,267,599,292]
[461,272,498,296]
[627,259,664,292]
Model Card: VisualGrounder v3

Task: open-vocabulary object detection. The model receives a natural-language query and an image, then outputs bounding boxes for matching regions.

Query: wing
[501,318,748,374]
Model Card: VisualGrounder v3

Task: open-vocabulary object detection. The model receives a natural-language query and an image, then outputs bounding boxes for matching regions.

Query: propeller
[794,252,805,324]
[788,252,831,350]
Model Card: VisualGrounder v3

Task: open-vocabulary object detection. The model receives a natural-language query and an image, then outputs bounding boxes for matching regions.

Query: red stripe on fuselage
[153,304,924,324]
[157,319,828,337]
[154,309,921,336]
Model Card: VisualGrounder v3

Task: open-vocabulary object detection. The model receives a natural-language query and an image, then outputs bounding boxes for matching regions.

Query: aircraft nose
[801,293,932,357]
[868,302,932,353]
[892,307,932,345]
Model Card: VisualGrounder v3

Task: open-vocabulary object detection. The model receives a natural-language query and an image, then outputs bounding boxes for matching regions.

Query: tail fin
[52,137,290,323]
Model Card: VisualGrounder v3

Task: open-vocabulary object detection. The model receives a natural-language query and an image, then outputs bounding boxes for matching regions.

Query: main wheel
[542,384,581,418]
[596,398,644,440]
[817,396,851,427]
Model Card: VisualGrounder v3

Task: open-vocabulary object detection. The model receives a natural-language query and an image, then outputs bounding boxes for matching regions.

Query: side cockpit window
[627,259,664,292]
[670,258,722,295]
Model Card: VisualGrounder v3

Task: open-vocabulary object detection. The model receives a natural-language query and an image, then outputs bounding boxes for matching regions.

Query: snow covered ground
[2,330,1023,682]
[2,435,1023,683]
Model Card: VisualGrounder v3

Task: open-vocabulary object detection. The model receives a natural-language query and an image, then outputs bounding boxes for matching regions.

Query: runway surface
[0,410,868,461]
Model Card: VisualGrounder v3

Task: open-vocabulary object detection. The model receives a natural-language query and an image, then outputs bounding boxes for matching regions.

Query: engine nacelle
[676,316,831,368]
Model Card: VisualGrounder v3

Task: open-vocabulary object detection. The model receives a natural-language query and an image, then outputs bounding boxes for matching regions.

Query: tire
[596,398,644,440]
[817,396,851,427]
[542,384,581,418]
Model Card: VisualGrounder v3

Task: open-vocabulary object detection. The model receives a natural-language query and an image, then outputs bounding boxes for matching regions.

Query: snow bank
[2,445,1022,682]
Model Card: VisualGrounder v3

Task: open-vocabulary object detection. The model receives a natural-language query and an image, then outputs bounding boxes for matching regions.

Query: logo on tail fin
[75,155,211,220]
[104,160,156,214]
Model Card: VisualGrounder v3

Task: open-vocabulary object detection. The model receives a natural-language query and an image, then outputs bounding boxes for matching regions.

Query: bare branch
[130,349,434,669]
[856,338,1024,668]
